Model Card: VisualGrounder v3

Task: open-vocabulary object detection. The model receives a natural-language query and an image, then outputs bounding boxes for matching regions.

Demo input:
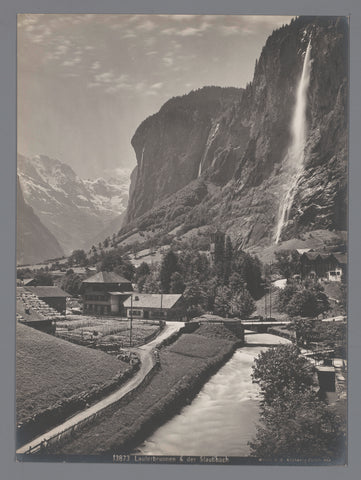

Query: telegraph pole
[160,292,163,320]
[269,261,273,319]
[129,294,133,347]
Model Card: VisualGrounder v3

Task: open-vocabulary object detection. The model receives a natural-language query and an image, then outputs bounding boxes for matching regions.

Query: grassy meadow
[16,322,128,424]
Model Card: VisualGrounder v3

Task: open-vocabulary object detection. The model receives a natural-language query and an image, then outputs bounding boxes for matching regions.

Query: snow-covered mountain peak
[17,153,130,254]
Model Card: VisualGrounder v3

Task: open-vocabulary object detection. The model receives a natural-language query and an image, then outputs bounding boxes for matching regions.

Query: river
[135,332,290,457]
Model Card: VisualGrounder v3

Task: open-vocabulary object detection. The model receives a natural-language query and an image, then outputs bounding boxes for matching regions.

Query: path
[16,321,184,455]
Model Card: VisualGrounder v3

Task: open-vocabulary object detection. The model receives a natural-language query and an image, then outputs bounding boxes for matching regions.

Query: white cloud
[126,15,142,25]
[150,82,163,89]
[145,37,156,47]
[110,23,123,30]
[122,32,137,39]
[170,15,199,22]
[29,25,52,44]
[62,56,82,67]
[45,41,70,61]
[238,15,294,35]
[94,71,115,83]
[219,25,240,36]
[91,61,101,70]
[146,51,158,56]
[135,82,145,91]
[18,14,43,28]
[161,28,176,35]
[176,21,211,37]
[57,44,69,55]
[90,70,131,94]
[105,83,131,94]
[136,19,156,32]
[163,55,174,67]
[177,27,201,37]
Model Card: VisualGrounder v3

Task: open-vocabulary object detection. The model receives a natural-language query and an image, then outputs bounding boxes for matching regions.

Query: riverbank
[46,323,243,455]
[17,321,184,456]
[137,332,291,457]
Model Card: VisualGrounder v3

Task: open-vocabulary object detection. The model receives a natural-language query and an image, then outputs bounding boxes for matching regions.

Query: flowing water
[275,40,312,244]
[135,333,290,457]
[197,122,219,178]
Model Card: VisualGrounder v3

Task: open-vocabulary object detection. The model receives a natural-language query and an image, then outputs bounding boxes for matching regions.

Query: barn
[123,293,186,321]
[24,286,68,314]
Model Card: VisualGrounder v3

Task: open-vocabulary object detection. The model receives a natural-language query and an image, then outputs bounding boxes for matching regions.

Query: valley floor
[19,323,242,457]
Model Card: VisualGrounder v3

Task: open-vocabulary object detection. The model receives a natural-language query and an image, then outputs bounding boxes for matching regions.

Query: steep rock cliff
[123,16,348,249]
[126,87,244,221]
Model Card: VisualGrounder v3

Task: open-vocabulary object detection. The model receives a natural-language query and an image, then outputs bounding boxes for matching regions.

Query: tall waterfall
[274,40,312,244]
[140,146,145,169]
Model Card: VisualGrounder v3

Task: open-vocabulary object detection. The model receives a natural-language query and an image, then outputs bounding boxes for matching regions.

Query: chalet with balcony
[80,271,133,315]
[300,252,346,282]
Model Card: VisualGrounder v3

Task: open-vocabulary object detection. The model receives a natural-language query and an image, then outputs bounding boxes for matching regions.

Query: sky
[18,14,294,179]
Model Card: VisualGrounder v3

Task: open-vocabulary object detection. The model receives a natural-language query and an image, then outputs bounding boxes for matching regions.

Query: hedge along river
[135,332,291,457]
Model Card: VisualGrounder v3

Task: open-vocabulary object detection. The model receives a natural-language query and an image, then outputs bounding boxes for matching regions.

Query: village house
[328,253,347,282]
[24,286,68,313]
[123,293,186,321]
[17,287,59,333]
[80,271,133,315]
[299,252,346,282]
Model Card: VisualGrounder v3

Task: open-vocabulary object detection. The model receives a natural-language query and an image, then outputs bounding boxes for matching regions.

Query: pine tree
[224,235,233,284]
[160,250,179,293]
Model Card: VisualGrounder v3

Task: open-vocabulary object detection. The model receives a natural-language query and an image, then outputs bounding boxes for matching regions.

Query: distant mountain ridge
[120,17,347,251]
[18,154,131,254]
[17,176,64,265]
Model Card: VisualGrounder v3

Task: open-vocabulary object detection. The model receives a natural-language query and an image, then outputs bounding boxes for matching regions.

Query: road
[321,315,346,322]
[16,321,184,455]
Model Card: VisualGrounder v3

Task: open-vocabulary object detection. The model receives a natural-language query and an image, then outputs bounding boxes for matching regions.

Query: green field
[53,324,240,455]
[56,316,159,347]
[16,322,128,424]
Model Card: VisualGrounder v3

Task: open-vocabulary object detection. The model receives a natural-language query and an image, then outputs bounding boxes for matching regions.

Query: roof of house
[296,248,314,254]
[82,271,132,284]
[123,293,182,310]
[25,286,68,298]
[301,252,333,261]
[333,253,347,265]
[23,278,35,286]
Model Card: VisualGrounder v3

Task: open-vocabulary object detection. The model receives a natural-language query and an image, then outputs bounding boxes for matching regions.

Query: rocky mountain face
[122,16,348,250]
[126,87,244,221]
[18,154,130,255]
[17,176,64,265]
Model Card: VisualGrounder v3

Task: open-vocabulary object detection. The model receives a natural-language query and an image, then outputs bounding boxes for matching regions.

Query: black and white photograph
[16,14,348,465]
